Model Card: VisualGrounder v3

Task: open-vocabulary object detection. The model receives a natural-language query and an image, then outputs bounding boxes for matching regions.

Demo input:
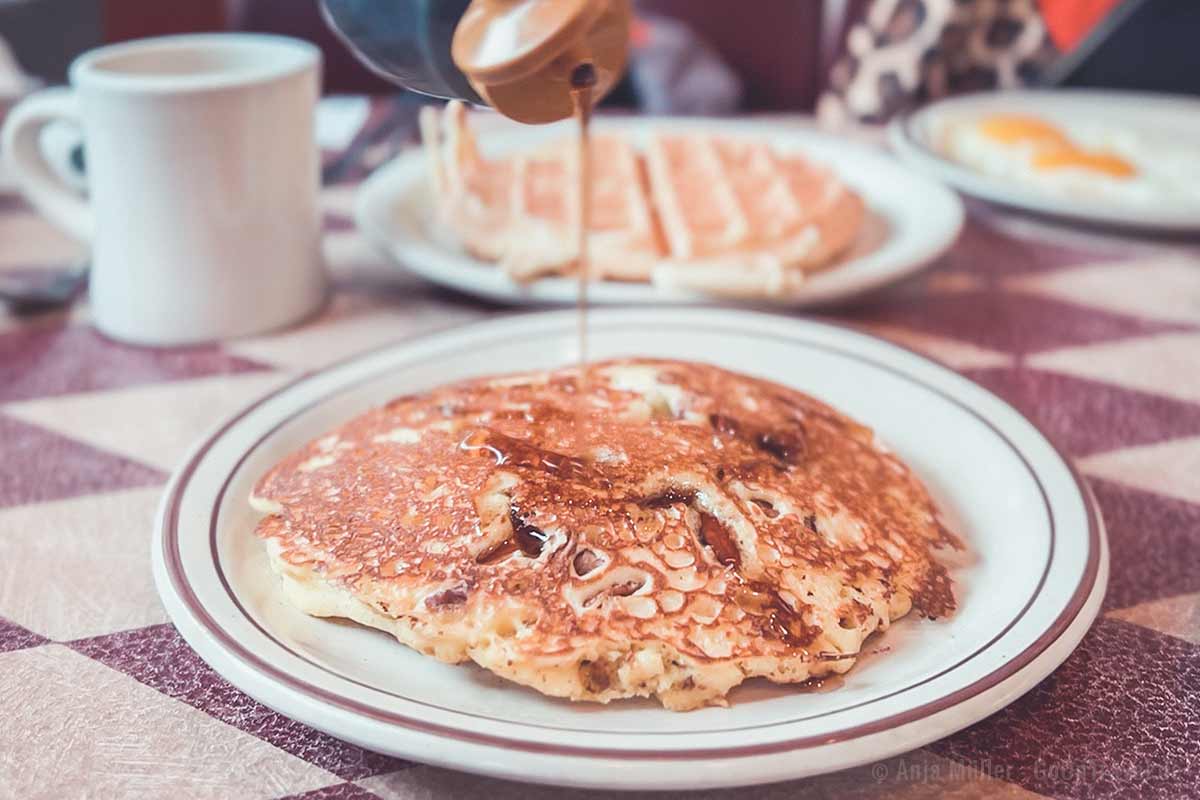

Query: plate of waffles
[153,307,1105,790]
[355,106,964,305]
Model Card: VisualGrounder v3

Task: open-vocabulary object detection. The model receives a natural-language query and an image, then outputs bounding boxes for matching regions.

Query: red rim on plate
[156,314,1104,761]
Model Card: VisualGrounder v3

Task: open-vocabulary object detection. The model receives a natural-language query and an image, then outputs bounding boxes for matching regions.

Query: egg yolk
[1032,148,1137,178]
[977,114,1138,179]
[978,115,1073,148]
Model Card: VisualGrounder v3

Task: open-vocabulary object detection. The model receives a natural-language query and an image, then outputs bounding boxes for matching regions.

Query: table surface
[1,100,1198,800]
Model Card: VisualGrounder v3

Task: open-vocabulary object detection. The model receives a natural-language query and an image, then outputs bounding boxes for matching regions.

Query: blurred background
[3,0,1199,122]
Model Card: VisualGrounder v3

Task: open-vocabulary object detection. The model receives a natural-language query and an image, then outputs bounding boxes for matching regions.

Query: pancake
[421,102,866,296]
[251,359,960,710]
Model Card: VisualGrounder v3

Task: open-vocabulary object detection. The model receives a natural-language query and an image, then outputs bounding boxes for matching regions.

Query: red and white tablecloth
[0,101,1197,799]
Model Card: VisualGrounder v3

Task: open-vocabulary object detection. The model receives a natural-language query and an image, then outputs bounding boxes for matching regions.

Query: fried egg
[941,113,1200,210]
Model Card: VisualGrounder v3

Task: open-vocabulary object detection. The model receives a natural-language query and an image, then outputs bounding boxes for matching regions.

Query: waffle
[251,359,960,710]
[421,102,663,282]
[421,102,866,296]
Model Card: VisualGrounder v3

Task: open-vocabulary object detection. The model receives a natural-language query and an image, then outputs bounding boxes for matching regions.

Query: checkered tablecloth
[1,102,1198,800]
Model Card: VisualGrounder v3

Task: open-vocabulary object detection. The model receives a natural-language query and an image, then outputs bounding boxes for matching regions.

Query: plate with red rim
[354,116,964,307]
[152,307,1105,790]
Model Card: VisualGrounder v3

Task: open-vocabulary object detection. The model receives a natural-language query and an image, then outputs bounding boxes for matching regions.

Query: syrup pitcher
[320,0,631,123]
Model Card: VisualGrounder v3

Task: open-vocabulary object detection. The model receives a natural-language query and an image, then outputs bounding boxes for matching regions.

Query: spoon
[0,262,89,312]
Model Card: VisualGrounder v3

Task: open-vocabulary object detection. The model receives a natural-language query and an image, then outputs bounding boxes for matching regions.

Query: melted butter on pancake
[252,359,961,710]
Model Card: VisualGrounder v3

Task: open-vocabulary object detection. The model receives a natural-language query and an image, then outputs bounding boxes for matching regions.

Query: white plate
[355,118,964,306]
[153,308,1105,790]
[889,89,1200,231]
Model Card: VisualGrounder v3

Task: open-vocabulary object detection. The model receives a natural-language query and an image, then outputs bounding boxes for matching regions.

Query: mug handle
[2,87,94,241]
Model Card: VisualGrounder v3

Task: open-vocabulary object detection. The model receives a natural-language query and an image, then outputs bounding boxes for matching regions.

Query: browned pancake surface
[253,359,959,708]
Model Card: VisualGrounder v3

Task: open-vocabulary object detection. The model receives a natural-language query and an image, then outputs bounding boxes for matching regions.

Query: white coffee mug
[2,34,327,345]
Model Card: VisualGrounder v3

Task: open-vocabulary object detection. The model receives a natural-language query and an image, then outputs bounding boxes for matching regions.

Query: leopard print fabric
[818,0,1060,125]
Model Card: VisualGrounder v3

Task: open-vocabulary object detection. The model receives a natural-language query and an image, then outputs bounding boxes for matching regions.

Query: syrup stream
[569,63,597,437]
